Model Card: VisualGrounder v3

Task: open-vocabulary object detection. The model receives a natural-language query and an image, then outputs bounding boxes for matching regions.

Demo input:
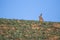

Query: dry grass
[0,18,60,40]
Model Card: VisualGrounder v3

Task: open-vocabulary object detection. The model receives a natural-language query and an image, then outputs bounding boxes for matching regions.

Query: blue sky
[0,0,60,22]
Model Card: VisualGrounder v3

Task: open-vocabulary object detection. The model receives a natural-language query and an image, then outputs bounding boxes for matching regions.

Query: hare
[39,13,44,24]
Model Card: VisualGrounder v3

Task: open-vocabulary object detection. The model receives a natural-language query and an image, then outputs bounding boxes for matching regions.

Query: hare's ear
[39,13,42,17]
[40,13,42,16]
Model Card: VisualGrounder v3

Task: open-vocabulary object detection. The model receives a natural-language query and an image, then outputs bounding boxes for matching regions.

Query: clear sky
[0,0,60,22]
